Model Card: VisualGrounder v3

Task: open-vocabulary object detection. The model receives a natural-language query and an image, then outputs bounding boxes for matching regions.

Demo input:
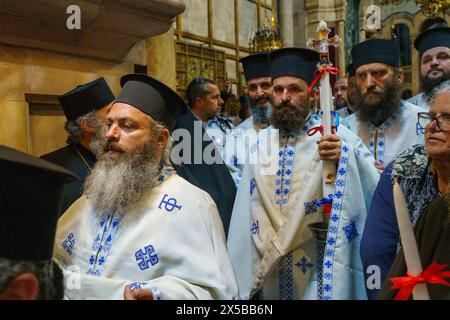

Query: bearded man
[41,77,115,215]
[227,48,379,300]
[345,39,425,169]
[224,52,273,187]
[408,27,450,110]
[53,74,238,300]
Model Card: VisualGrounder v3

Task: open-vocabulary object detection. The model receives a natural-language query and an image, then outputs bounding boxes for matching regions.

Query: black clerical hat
[116,74,187,132]
[0,145,78,261]
[414,27,450,57]
[269,47,319,83]
[352,39,400,71]
[58,77,115,121]
[239,52,271,81]
[347,63,355,77]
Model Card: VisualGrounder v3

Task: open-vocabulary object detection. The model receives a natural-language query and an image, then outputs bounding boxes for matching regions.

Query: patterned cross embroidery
[62,233,75,255]
[250,178,256,196]
[343,221,359,243]
[135,245,159,270]
[158,194,182,213]
[304,201,318,215]
[250,220,259,235]
[129,282,148,292]
[295,256,313,274]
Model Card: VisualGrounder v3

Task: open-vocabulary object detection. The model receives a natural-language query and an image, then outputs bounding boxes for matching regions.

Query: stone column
[336,20,346,72]
[146,26,177,91]
[279,0,294,47]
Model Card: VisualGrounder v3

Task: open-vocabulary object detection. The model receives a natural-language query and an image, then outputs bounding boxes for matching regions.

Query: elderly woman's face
[426,90,450,161]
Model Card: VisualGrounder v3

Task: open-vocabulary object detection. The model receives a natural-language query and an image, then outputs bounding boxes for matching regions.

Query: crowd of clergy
[0,23,449,300]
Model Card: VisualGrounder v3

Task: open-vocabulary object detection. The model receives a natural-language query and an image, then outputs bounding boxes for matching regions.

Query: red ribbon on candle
[389,262,450,300]
[308,67,344,94]
[306,125,336,136]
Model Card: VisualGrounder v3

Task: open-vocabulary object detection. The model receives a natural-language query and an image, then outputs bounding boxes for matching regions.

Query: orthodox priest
[54,74,238,300]
[345,39,424,169]
[224,52,273,187]
[227,48,379,300]
[41,77,115,214]
[0,145,77,300]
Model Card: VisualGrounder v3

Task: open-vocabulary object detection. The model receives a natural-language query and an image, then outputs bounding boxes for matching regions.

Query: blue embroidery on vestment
[343,220,359,243]
[158,194,182,212]
[135,245,159,270]
[62,233,75,255]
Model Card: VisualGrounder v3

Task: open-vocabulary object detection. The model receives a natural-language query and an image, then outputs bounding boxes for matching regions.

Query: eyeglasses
[418,112,450,132]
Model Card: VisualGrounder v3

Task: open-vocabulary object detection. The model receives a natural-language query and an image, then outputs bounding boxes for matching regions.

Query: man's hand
[375,161,385,171]
[124,285,153,300]
[317,134,342,163]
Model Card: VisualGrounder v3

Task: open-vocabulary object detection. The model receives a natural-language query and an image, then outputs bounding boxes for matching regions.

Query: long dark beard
[84,139,161,214]
[422,71,450,99]
[355,77,401,127]
[269,100,310,136]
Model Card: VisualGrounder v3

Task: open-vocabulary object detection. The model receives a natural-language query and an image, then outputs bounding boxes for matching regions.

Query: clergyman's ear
[80,117,96,134]
[0,272,39,300]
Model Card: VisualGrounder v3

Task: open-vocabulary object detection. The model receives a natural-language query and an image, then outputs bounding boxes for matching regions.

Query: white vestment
[237,116,255,131]
[54,169,238,300]
[223,116,263,188]
[227,113,379,300]
[407,93,429,110]
[344,101,425,166]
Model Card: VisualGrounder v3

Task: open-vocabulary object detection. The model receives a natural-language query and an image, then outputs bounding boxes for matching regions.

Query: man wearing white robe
[224,53,273,187]
[227,48,379,300]
[54,74,238,300]
[344,39,425,169]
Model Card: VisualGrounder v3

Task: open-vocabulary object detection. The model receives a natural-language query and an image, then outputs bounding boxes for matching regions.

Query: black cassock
[378,195,450,300]
[173,110,236,237]
[41,143,96,216]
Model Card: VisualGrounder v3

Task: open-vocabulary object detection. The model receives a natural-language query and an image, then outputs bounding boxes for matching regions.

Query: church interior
[0,0,448,155]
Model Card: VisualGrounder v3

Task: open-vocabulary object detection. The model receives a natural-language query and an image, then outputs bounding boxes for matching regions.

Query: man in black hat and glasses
[0,145,77,300]
[41,77,115,215]
[53,74,238,300]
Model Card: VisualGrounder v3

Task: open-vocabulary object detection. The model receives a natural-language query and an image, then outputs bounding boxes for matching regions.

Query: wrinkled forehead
[355,62,393,74]
[272,76,308,88]
[422,46,450,60]
[334,78,348,87]
[108,102,152,123]
[247,77,272,86]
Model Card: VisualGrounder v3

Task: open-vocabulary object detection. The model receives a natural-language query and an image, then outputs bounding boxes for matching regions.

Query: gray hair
[0,258,64,300]
[64,110,98,144]
[429,80,450,106]
[150,120,172,167]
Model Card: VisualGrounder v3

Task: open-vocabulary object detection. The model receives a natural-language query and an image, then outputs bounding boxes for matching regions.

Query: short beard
[355,77,401,127]
[269,99,310,136]
[84,138,161,214]
[335,98,347,110]
[422,72,450,100]
[249,97,272,127]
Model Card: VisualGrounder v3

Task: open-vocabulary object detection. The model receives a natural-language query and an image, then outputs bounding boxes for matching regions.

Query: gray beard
[249,101,271,127]
[84,140,161,214]
[89,124,107,157]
